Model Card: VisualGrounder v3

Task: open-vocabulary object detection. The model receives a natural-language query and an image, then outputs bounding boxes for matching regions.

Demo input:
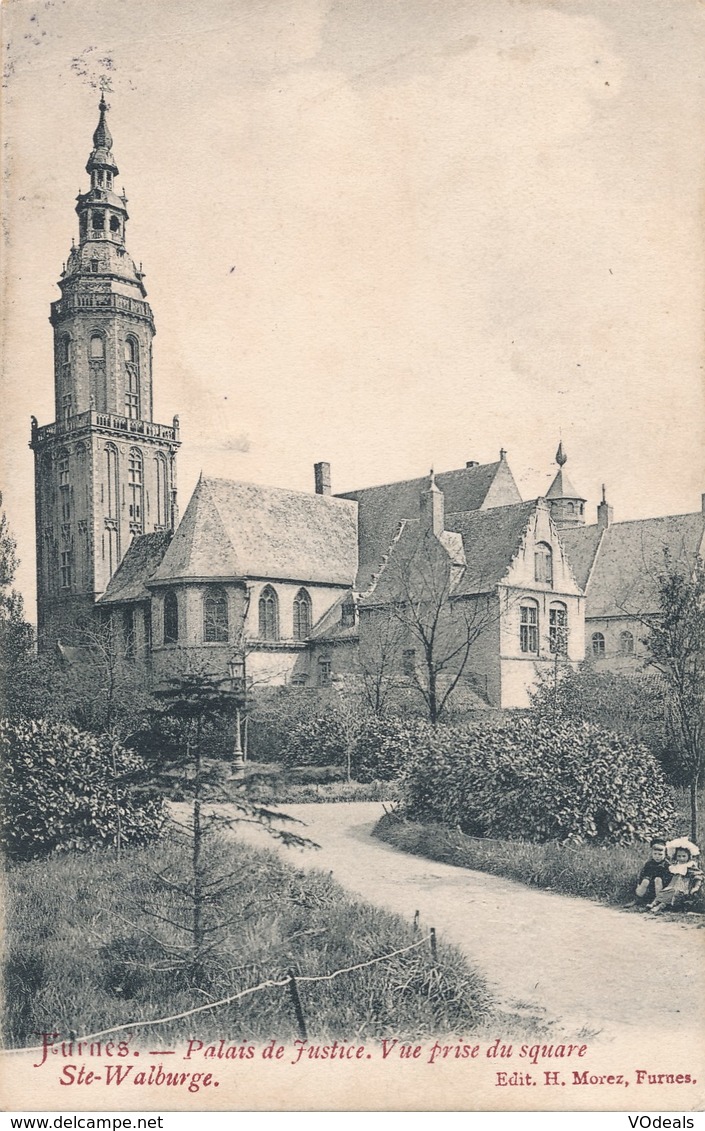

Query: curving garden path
[228,801,704,1046]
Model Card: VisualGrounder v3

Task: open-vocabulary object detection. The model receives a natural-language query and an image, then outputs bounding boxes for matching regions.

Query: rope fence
[4,930,435,1054]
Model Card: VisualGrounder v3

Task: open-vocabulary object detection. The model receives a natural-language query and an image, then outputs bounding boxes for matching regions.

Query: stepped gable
[97,531,172,605]
[559,525,605,590]
[340,459,521,590]
[150,476,358,586]
[446,501,544,597]
[579,512,705,618]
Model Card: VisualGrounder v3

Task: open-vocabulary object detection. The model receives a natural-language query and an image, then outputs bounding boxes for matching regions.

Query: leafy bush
[283,709,353,767]
[0,718,165,861]
[401,716,677,845]
[353,715,421,781]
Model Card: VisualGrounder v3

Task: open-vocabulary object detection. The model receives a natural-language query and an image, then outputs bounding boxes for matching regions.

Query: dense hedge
[0,718,165,861]
[401,716,677,845]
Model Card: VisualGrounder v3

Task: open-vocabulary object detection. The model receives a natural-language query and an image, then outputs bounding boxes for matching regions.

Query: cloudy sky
[2,0,704,616]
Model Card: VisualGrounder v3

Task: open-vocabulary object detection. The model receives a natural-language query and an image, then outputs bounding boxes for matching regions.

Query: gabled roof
[98,531,172,605]
[361,500,541,606]
[339,459,522,589]
[149,477,358,587]
[563,513,705,618]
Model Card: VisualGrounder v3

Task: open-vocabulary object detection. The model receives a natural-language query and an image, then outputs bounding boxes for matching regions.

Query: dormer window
[341,601,356,628]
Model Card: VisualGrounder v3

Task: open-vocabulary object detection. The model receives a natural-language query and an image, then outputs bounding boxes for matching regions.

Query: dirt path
[229,801,704,1043]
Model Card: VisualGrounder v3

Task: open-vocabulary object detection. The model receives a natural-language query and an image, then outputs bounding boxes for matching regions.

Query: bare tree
[358,607,405,714]
[365,527,501,724]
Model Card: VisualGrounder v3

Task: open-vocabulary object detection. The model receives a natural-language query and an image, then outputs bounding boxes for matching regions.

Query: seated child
[635,838,671,907]
[649,846,703,912]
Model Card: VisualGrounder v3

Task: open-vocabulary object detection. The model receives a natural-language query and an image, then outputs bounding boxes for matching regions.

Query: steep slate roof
[361,500,539,605]
[149,477,358,587]
[339,459,521,590]
[559,525,605,590]
[447,501,543,597]
[98,531,172,605]
[563,513,705,617]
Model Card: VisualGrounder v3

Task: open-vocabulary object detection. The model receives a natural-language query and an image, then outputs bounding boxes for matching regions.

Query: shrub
[353,715,422,782]
[402,716,677,845]
[0,718,165,861]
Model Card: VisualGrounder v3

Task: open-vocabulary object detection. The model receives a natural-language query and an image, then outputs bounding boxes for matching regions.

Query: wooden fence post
[413,909,420,933]
[430,927,437,962]
[287,971,308,1041]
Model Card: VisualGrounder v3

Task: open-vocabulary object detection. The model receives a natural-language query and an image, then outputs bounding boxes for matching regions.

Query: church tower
[31,97,180,646]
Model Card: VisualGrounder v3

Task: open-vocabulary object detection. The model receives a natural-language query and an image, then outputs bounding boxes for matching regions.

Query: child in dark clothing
[635,838,671,907]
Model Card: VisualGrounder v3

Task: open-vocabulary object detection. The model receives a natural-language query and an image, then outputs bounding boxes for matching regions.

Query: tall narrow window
[128,448,143,531]
[520,602,539,654]
[549,603,568,655]
[58,449,70,523]
[105,443,119,518]
[534,542,553,585]
[293,588,312,640]
[592,632,606,658]
[259,585,279,640]
[154,454,169,528]
[89,333,107,413]
[203,588,228,643]
[123,608,135,660]
[341,600,356,628]
[163,591,179,644]
[60,549,72,589]
[59,335,72,389]
[124,338,140,420]
[318,655,332,687]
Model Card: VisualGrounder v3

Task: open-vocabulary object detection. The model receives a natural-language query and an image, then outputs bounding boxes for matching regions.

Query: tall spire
[87,95,118,178]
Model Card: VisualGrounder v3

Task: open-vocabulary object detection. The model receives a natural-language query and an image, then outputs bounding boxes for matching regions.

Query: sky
[2,0,705,619]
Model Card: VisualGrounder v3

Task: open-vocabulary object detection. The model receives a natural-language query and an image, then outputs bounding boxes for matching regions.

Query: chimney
[466,460,479,468]
[314,461,331,495]
[499,448,507,461]
[597,484,613,529]
[420,470,444,537]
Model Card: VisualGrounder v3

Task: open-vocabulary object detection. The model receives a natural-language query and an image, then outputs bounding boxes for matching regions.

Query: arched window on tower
[203,588,229,643]
[128,448,144,532]
[259,586,279,641]
[534,543,553,585]
[124,338,140,420]
[293,588,312,640]
[163,591,179,645]
[104,443,119,519]
[154,454,169,528]
[89,332,107,413]
[58,449,70,524]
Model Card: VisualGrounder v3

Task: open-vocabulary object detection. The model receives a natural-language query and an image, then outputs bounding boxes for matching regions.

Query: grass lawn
[3,828,539,1050]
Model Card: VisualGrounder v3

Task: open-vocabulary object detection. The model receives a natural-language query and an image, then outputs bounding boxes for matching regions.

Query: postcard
[1,0,704,1115]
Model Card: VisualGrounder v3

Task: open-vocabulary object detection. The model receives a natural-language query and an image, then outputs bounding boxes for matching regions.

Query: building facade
[32,101,705,710]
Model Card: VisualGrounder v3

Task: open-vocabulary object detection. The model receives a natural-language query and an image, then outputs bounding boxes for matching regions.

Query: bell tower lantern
[31,97,180,647]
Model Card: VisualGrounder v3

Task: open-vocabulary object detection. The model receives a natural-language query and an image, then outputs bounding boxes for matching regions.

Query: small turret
[545,442,586,528]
